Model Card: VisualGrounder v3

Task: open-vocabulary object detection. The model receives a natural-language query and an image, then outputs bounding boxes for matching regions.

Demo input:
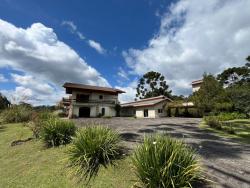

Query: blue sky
[0,0,250,105]
[0,0,170,86]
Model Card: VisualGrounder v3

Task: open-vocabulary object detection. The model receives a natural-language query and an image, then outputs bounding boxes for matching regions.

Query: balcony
[73,99,116,104]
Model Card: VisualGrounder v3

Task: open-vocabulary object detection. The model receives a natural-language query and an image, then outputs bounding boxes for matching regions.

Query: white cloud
[11,74,54,95]
[88,40,106,54]
[0,74,8,82]
[62,20,77,32]
[116,80,137,103]
[0,19,109,105]
[117,67,129,80]
[123,0,250,95]
[62,20,85,40]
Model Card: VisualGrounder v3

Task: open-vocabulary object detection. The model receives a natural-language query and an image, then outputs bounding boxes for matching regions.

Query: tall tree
[217,63,250,86]
[0,93,11,110]
[135,71,172,99]
[192,74,231,113]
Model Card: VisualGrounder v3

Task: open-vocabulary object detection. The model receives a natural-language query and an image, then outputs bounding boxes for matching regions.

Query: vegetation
[135,71,172,100]
[41,117,76,147]
[0,123,134,188]
[0,105,33,123]
[67,126,122,182]
[0,92,10,111]
[204,116,222,130]
[201,119,250,144]
[132,134,202,188]
[27,111,55,138]
[191,74,231,114]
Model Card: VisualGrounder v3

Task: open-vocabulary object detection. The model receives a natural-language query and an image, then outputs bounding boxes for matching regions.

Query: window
[144,109,148,117]
[158,109,163,113]
[99,95,103,100]
[76,94,89,102]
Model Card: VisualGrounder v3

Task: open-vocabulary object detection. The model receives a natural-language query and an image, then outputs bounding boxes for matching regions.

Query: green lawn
[200,119,250,144]
[0,123,134,188]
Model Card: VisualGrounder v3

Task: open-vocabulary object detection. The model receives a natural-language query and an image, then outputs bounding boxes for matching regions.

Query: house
[120,95,172,118]
[63,82,125,118]
[191,79,203,92]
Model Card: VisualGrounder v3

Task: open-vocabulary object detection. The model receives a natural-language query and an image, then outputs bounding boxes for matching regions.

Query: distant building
[120,95,172,118]
[63,82,125,118]
[191,79,203,92]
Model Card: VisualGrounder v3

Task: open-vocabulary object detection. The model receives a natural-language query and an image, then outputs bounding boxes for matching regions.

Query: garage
[79,107,90,117]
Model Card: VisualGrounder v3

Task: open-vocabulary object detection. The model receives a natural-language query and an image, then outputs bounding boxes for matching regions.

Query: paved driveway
[74,117,250,188]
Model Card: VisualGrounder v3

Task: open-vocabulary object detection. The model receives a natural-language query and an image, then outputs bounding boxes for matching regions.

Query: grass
[0,123,134,188]
[200,119,250,144]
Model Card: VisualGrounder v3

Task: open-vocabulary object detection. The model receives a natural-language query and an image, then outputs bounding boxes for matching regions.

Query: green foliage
[0,105,33,123]
[216,112,247,121]
[27,111,55,138]
[41,118,76,147]
[0,93,10,111]
[226,83,250,114]
[136,71,172,99]
[132,134,202,188]
[214,102,233,112]
[115,104,121,117]
[192,74,231,113]
[67,126,122,182]
[204,116,222,130]
[222,122,235,134]
[217,63,250,86]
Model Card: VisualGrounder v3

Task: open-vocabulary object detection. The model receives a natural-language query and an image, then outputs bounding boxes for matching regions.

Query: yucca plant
[41,118,76,147]
[132,134,202,188]
[67,126,122,182]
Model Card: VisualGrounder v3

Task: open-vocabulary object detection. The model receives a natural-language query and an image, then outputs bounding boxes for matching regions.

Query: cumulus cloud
[0,19,109,105]
[0,74,8,82]
[88,40,106,54]
[116,80,137,103]
[123,0,250,95]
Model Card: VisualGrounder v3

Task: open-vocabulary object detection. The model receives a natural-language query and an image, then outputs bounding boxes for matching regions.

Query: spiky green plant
[41,118,76,147]
[132,134,202,188]
[67,126,121,182]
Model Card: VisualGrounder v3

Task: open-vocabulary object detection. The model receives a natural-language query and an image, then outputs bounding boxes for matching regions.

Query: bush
[41,118,76,147]
[221,122,236,134]
[216,112,247,121]
[204,116,222,130]
[27,111,54,138]
[67,126,121,181]
[0,105,33,123]
[132,134,202,188]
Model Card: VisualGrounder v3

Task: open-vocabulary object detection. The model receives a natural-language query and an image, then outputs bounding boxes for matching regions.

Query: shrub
[204,116,222,130]
[132,134,202,188]
[221,122,236,134]
[67,126,121,181]
[41,118,76,147]
[27,111,55,138]
[0,105,33,123]
[216,112,247,121]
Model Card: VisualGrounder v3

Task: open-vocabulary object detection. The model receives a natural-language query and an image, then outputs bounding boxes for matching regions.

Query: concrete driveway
[74,117,250,188]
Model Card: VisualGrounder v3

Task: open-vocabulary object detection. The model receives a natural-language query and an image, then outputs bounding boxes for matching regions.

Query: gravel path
[74,117,250,188]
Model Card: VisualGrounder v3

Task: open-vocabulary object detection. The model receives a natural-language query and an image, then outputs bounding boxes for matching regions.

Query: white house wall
[135,101,167,118]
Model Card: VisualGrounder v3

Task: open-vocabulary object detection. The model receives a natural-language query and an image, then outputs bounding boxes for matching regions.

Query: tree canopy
[191,74,231,113]
[0,93,11,110]
[217,63,250,86]
[135,71,172,99]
